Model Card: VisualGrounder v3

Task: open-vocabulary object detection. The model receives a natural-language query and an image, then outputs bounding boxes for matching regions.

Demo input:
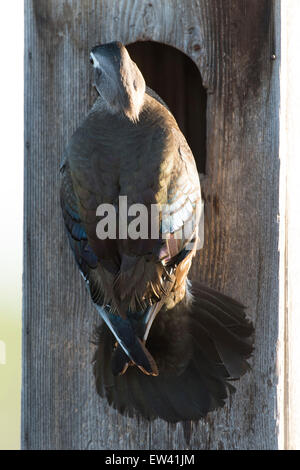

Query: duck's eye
[90,57,94,65]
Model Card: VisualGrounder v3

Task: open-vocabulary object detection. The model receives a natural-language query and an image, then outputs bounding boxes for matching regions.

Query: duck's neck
[118,61,146,122]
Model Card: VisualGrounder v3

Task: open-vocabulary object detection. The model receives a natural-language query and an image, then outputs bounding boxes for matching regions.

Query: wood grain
[23,0,280,449]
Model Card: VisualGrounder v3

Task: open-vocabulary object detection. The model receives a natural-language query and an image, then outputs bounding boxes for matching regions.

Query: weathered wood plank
[23,0,280,449]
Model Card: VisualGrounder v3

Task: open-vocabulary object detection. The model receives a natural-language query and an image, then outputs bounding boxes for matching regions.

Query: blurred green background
[0,3,23,450]
[0,295,22,450]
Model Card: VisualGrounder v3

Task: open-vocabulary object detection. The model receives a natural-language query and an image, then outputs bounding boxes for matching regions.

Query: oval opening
[127,41,207,174]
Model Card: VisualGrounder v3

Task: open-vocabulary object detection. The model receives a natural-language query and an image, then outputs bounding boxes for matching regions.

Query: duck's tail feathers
[92,281,254,422]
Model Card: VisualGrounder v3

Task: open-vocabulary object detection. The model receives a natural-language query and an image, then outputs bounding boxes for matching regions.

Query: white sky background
[0,2,23,450]
[0,3,24,317]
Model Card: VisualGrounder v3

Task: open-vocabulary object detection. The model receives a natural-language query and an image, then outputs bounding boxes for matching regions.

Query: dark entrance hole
[127,41,207,174]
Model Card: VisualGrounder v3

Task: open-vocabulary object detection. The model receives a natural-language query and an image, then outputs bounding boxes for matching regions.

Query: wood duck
[60,41,253,422]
